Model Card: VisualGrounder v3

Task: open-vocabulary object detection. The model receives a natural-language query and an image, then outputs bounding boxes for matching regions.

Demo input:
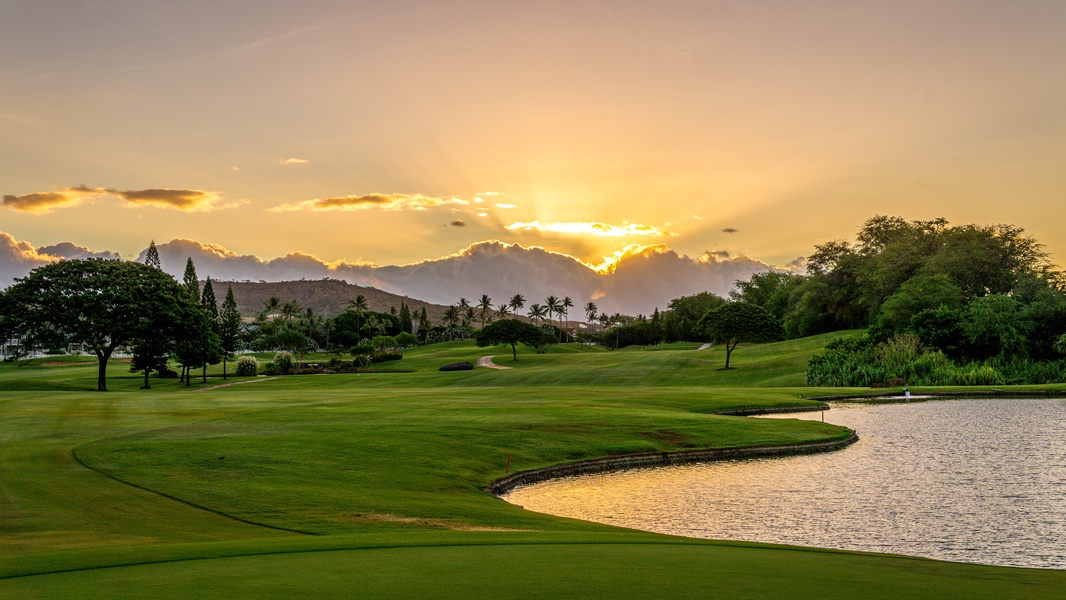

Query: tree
[698,302,784,370]
[545,295,560,329]
[585,301,598,324]
[3,259,203,391]
[201,278,219,321]
[561,296,574,342]
[875,273,964,334]
[478,294,493,328]
[399,302,413,334]
[417,307,431,342]
[527,303,546,323]
[280,299,301,322]
[144,240,161,269]
[182,257,200,298]
[347,294,368,339]
[509,294,525,316]
[218,285,242,379]
[443,305,461,340]
[475,318,545,361]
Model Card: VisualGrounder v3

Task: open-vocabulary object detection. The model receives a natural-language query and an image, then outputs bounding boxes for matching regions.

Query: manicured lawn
[1,338,1063,598]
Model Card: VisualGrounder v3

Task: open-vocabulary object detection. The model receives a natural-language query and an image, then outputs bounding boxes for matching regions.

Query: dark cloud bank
[0,232,798,316]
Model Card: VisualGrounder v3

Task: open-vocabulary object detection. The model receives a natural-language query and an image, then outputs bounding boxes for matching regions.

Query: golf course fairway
[2,335,1064,598]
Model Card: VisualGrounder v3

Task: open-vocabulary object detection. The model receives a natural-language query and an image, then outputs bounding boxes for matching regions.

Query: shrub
[272,351,294,374]
[440,362,473,371]
[350,344,373,357]
[157,367,179,379]
[235,355,258,377]
[395,332,419,348]
[370,351,403,363]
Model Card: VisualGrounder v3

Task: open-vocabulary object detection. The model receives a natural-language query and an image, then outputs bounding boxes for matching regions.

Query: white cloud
[281,158,309,165]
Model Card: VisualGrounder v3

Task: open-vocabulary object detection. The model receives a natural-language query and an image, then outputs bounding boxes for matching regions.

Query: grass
[1,336,1063,598]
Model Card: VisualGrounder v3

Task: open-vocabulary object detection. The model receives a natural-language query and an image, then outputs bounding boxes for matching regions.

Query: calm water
[503,399,1066,568]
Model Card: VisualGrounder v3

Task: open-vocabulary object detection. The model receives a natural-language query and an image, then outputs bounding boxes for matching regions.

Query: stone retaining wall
[488,431,858,496]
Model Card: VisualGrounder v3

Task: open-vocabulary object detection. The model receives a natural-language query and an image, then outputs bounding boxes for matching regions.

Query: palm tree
[478,294,493,328]
[585,301,598,325]
[443,305,461,342]
[280,300,301,322]
[527,303,547,324]
[347,294,368,340]
[496,303,510,320]
[545,295,560,330]
[263,295,281,318]
[458,297,471,312]
[509,294,525,316]
[562,296,574,342]
[545,296,562,338]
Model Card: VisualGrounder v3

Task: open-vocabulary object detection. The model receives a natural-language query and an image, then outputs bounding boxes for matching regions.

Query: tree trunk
[724,340,737,369]
[95,347,112,392]
[223,357,228,380]
[202,364,208,383]
[511,342,518,361]
[142,368,151,389]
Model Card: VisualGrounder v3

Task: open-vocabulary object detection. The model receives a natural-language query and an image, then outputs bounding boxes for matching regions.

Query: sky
[2,1,1065,313]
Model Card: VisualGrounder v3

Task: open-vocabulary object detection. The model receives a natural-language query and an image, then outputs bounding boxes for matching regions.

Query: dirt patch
[344,513,525,531]
[40,361,93,367]
[639,429,697,444]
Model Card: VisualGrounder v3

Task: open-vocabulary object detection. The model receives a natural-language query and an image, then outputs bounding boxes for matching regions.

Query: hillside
[216,279,451,322]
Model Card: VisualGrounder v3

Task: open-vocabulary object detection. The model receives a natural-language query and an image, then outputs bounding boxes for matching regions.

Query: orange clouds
[2,185,225,214]
[270,193,469,212]
[506,220,672,238]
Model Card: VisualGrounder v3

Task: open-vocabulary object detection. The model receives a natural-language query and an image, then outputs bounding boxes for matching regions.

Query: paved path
[193,376,279,392]
[477,355,513,370]
[697,343,712,351]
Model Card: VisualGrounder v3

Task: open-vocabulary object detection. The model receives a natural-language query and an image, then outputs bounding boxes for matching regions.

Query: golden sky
[3,1,1065,271]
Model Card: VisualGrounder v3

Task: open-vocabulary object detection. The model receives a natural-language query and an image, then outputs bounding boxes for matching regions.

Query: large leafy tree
[475,318,545,361]
[3,259,202,391]
[698,302,784,370]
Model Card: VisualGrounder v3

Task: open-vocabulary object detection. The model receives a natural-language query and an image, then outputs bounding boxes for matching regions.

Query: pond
[502,398,1066,568]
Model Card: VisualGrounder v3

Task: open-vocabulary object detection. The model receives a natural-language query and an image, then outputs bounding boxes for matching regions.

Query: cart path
[477,356,513,370]
[193,376,279,392]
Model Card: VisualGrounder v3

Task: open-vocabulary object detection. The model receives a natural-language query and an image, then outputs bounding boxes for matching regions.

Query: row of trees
[0,247,242,391]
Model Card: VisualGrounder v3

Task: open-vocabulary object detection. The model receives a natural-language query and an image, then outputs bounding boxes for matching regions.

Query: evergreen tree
[219,285,242,380]
[399,302,413,334]
[200,278,219,322]
[417,307,431,342]
[144,240,161,269]
[182,257,199,299]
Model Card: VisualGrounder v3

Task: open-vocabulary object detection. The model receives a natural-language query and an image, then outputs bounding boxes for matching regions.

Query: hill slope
[216,279,450,321]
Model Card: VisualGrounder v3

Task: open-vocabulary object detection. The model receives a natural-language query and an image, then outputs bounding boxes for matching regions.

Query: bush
[272,351,294,374]
[235,355,258,377]
[370,351,403,363]
[395,332,419,348]
[157,367,179,379]
[440,362,474,371]
[350,344,373,357]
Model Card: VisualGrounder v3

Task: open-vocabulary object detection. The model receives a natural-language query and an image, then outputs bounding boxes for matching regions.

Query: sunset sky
[3,1,1065,303]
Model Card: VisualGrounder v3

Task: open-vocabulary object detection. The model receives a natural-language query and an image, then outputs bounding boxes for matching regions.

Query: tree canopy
[2,258,208,391]
[475,318,544,361]
[698,302,784,369]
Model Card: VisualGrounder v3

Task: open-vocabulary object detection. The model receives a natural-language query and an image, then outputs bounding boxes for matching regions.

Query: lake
[502,398,1066,569]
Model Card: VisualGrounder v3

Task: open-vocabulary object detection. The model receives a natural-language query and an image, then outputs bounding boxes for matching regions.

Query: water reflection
[503,399,1066,568]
